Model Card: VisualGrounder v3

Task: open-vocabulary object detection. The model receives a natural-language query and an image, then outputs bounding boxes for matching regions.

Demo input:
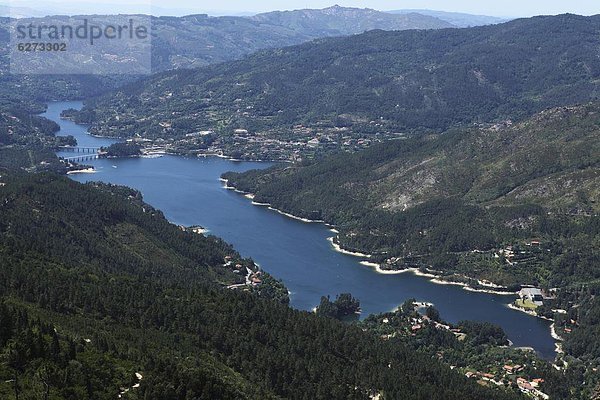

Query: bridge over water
[58,146,101,153]
[58,147,102,163]
[61,154,99,163]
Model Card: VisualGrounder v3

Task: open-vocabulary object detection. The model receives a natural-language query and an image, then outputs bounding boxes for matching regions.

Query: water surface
[45,101,557,359]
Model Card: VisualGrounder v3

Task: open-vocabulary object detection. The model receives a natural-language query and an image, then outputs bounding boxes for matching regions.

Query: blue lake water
[45,101,557,359]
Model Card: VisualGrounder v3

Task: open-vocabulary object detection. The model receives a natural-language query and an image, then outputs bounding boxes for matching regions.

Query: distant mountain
[251,5,454,34]
[0,6,454,101]
[389,9,510,27]
[1,6,453,73]
[78,14,600,160]
[149,6,453,71]
[0,4,49,18]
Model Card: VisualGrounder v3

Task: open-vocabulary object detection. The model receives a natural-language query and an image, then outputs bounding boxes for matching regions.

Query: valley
[0,4,599,399]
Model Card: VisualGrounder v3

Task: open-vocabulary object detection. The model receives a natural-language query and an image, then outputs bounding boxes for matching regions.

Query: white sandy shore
[222,179,324,223]
[252,200,324,223]
[357,261,516,295]
[463,286,516,296]
[208,153,243,162]
[476,280,506,289]
[359,261,415,275]
[507,303,538,317]
[199,153,277,163]
[220,178,241,191]
[550,323,564,342]
[251,201,271,206]
[555,343,564,354]
[507,303,555,322]
[327,237,372,258]
[223,183,247,194]
[412,269,438,278]
[224,178,520,297]
[430,278,468,287]
[550,324,565,354]
[267,206,324,223]
[67,168,96,175]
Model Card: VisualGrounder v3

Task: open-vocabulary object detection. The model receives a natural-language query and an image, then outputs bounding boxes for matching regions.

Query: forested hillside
[0,6,453,143]
[0,172,523,399]
[0,99,69,173]
[223,102,599,286]
[77,14,600,159]
[223,101,600,382]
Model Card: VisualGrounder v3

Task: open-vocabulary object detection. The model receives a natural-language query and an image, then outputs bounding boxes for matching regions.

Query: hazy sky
[8,0,600,17]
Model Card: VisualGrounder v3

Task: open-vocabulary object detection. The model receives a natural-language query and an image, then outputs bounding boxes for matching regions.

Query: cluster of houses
[377,304,552,399]
[516,377,549,399]
[464,367,549,399]
[405,313,550,399]
[223,255,263,288]
[381,309,466,340]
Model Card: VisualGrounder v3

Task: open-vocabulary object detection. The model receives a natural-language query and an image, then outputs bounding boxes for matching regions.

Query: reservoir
[46,101,557,359]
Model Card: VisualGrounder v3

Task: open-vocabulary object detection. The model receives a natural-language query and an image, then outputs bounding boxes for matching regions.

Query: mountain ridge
[389,9,509,27]
[76,14,600,160]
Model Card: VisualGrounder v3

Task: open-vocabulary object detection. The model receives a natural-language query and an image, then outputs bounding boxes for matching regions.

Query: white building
[519,288,544,306]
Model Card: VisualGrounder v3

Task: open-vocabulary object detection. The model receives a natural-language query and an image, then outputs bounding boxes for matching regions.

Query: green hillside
[223,102,599,287]
[0,172,523,399]
[222,101,600,390]
[77,14,600,159]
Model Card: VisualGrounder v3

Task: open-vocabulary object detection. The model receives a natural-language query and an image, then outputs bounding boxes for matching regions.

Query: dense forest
[223,102,600,381]
[223,103,599,284]
[77,14,600,156]
[0,171,525,399]
[315,293,361,319]
[360,301,596,399]
[0,101,71,173]
[103,143,142,158]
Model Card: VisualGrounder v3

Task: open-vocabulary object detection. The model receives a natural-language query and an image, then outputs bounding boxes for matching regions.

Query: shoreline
[221,179,325,224]
[506,302,563,356]
[359,260,406,274]
[507,302,538,317]
[198,152,283,163]
[550,323,563,341]
[327,237,372,258]
[67,168,96,175]
[360,263,516,295]
[224,179,523,297]
[507,303,554,322]
[268,206,324,224]
[550,324,564,354]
